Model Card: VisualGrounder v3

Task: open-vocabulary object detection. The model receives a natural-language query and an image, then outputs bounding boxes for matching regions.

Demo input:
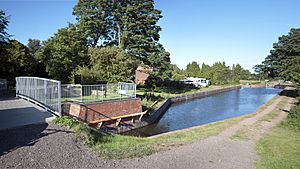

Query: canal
[133,88,282,137]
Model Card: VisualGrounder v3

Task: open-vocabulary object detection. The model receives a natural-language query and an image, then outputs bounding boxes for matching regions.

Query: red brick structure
[63,98,142,125]
[135,65,153,85]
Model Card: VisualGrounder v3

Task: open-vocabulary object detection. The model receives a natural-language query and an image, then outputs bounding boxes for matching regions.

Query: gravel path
[0,94,295,169]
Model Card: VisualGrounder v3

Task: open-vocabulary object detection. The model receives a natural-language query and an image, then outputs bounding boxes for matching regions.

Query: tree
[27,39,41,56]
[27,39,48,78]
[253,64,268,80]
[186,61,201,77]
[171,64,185,80]
[0,10,10,79]
[0,40,36,81]
[258,28,300,83]
[231,64,242,83]
[240,69,251,80]
[75,47,136,83]
[114,0,163,61]
[73,0,165,64]
[39,24,88,83]
[147,44,171,81]
[0,10,10,42]
[73,0,111,47]
[210,62,231,85]
[200,63,211,79]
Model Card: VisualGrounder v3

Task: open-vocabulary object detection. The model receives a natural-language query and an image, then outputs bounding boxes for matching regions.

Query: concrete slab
[0,98,54,130]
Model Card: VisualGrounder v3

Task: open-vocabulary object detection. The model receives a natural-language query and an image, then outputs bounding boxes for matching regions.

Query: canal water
[132,88,282,137]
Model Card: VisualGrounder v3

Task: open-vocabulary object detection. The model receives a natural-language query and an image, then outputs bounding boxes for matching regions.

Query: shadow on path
[0,123,73,156]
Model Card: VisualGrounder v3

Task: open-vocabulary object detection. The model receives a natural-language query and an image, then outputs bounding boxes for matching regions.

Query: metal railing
[0,79,7,90]
[61,83,136,103]
[16,77,61,116]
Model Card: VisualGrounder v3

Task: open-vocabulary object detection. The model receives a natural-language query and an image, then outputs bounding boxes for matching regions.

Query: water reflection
[133,88,282,137]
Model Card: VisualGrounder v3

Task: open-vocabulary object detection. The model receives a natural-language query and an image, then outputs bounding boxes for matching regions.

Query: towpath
[0,92,295,169]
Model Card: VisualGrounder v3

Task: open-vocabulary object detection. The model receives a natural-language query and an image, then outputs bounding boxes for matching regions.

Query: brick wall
[63,98,142,123]
[135,70,150,85]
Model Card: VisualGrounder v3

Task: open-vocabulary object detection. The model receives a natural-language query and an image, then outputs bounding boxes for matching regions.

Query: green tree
[73,0,167,70]
[0,10,10,79]
[210,62,231,85]
[27,39,41,56]
[39,24,88,83]
[231,64,242,83]
[258,28,300,83]
[73,0,110,47]
[240,68,251,80]
[200,63,212,79]
[171,64,186,80]
[0,10,10,42]
[75,47,136,83]
[253,64,268,81]
[27,39,48,78]
[1,40,36,81]
[186,61,201,77]
[147,44,171,81]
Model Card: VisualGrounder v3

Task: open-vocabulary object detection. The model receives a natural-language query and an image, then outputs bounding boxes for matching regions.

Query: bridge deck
[0,97,54,130]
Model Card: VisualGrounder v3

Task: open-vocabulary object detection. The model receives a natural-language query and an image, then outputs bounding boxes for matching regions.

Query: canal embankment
[117,85,241,134]
[147,85,241,124]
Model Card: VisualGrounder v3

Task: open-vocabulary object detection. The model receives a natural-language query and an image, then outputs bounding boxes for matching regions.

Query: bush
[282,105,300,130]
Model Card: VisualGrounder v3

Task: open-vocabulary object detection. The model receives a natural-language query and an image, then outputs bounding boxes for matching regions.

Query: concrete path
[0,97,54,130]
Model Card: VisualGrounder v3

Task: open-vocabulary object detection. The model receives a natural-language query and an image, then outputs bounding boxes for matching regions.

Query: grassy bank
[54,114,246,159]
[256,96,300,169]
[240,80,263,85]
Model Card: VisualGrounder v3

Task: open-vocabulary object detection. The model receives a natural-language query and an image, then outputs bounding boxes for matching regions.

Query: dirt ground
[0,93,295,169]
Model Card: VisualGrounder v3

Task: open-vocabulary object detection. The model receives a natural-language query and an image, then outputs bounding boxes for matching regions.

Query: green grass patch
[54,115,246,159]
[256,125,300,169]
[259,111,279,122]
[240,80,263,85]
[256,92,300,169]
[230,128,250,141]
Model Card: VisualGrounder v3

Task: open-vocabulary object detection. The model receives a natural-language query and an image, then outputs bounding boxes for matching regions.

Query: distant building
[135,65,153,85]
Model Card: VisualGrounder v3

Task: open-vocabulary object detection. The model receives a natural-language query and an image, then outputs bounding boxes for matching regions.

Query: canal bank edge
[119,85,241,134]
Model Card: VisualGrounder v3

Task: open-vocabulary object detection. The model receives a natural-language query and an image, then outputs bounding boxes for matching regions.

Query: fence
[0,79,7,90]
[61,83,136,103]
[16,77,61,116]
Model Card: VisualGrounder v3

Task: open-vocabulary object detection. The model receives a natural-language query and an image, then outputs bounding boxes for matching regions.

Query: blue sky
[1,0,300,72]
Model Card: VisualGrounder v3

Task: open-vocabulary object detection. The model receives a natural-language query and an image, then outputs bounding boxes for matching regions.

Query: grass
[240,80,263,85]
[54,114,247,159]
[230,127,250,140]
[256,88,300,169]
[259,111,279,122]
[62,93,130,103]
[256,124,300,169]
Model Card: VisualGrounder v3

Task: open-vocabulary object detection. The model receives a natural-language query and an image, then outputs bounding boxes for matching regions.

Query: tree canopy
[255,28,300,84]
[186,61,201,77]
[0,40,37,81]
[39,25,89,83]
[170,61,251,85]
[0,10,10,42]
[75,47,136,84]
[73,0,162,57]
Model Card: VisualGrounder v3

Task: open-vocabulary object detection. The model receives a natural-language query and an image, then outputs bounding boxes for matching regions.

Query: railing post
[58,81,61,115]
[134,83,136,98]
[15,77,18,97]
[80,84,83,103]
[44,80,47,104]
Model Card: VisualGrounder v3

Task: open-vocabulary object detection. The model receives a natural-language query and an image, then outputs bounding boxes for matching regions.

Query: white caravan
[184,77,210,87]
